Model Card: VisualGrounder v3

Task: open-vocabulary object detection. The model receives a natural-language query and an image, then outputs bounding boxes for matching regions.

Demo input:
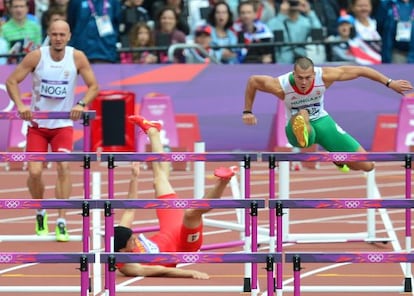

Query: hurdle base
[0,286,80,292]
[284,233,392,244]
[243,277,251,292]
[116,285,245,293]
[282,285,405,292]
[404,277,413,292]
[0,235,83,242]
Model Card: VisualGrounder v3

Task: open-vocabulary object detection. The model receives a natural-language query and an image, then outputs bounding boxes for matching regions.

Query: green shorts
[285,115,360,152]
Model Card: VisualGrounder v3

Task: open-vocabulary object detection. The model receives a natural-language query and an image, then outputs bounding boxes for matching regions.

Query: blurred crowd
[0,0,413,65]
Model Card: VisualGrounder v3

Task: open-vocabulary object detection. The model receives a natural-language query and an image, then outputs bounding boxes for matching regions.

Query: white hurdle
[92,171,103,296]
[192,142,260,294]
[278,162,394,244]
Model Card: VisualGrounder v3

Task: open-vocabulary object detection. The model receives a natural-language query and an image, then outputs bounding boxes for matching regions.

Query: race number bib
[95,15,114,37]
[40,80,68,100]
[395,21,412,42]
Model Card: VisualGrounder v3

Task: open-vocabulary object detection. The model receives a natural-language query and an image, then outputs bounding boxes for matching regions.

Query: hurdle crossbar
[100,152,258,162]
[2,199,262,211]
[0,252,94,295]
[269,198,414,209]
[0,111,96,120]
[261,152,413,162]
[0,152,97,162]
[286,252,414,295]
[98,198,265,209]
[102,252,280,296]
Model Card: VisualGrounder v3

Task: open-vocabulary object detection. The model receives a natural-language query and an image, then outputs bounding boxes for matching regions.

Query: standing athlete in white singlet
[242,56,412,172]
[6,20,99,241]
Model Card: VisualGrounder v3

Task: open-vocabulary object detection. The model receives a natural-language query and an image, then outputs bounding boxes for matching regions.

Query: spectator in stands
[220,0,241,18]
[267,0,323,64]
[153,6,186,63]
[0,24,8,64]
[308,0,340,37]
[232,0,273,63]
[67,0,121,63]
[141,0,158,17]
[328,12,381,64]
[185,24,217,63]
[350,0,381,61]
[187,0,210,32]
[2,0,42,64]
[206,1,238,64]
[252,0,276,23]
[152,0,190,35]
[0,0,7,20]
[120,22,158,63]
[119,0,150,48]
[41,0,68,39]
[41,5,66,42]
[34,0,48,24]
[326,13,357,63]
[376,0,414,63]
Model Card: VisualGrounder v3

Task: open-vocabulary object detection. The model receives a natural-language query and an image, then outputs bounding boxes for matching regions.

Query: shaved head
[48,19,71,53]
[294,56,314,71]
[48,19,70,34]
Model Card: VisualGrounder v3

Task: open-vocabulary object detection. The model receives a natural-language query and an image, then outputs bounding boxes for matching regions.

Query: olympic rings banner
[0,64,411,152]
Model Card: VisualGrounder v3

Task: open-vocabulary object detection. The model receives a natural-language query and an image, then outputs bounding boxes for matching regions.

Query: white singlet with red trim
[31,46,77,129]
[278,66,328,122]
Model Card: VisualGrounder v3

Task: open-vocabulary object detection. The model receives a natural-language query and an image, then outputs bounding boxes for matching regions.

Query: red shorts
[26,126,73,152]
[149,193,203,254]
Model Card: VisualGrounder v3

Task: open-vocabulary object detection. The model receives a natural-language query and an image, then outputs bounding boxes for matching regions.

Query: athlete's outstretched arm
[120,263,209,279]
[243,75,283,125]
[323,66,413,94]
[118,163,140,228]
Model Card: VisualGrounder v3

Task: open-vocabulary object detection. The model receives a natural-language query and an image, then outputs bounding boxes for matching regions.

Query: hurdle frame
[99,196,265,295]
[263,152,409,244]
[3,150,414,295]
[0,199,96,294]
[0,111,96,246]
[0,252,94,294]
[271,198,414,294]
[100,152,262,293]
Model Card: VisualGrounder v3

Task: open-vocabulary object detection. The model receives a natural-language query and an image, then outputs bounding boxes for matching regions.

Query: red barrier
[396,95,414,152]
[175,114,201,151]
[372,114,398,152]
[90,91,135,152]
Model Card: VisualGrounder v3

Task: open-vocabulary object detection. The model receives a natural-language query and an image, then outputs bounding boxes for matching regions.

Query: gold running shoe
[292,115,308,148]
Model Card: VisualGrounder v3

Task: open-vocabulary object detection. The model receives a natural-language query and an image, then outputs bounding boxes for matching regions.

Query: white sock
[36,209,46,216]
[56,218,66,225]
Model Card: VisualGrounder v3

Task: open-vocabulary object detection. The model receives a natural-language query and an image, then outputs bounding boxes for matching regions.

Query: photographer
[267,0,323,63]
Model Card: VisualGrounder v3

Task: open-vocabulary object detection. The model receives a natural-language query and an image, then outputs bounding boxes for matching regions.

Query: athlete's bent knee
[362,162,375,172]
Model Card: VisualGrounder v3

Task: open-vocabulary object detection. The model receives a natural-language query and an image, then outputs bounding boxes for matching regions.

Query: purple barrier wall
[0,63,411,152]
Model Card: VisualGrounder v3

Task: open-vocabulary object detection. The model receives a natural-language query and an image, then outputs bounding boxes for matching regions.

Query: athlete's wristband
[243,110,253,115]
[386,78,393,88]
[77,100,86,107]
